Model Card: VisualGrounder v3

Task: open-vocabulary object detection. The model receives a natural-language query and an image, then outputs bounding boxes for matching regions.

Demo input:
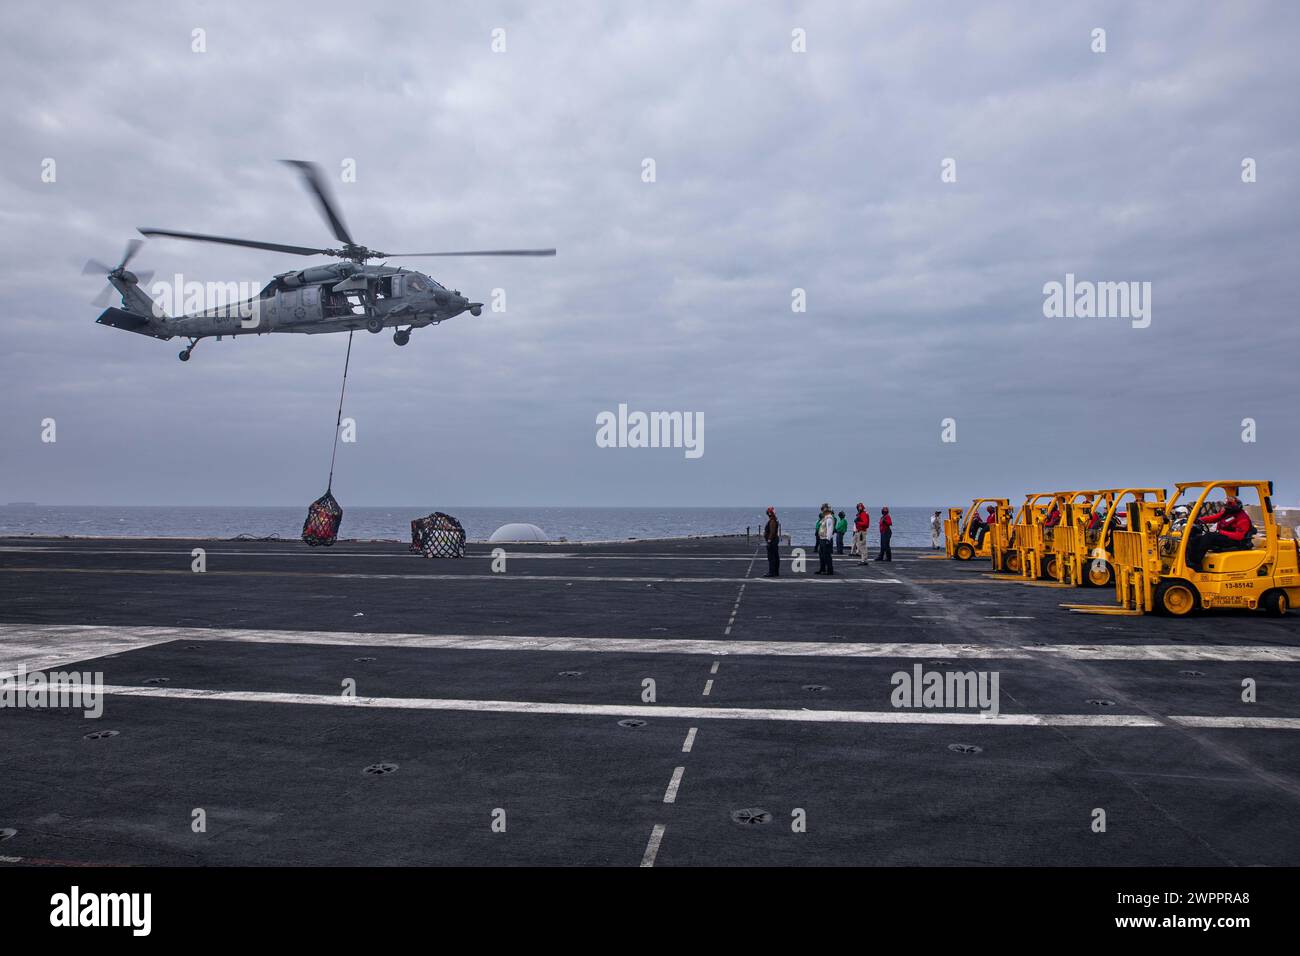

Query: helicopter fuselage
[158,262,477,338]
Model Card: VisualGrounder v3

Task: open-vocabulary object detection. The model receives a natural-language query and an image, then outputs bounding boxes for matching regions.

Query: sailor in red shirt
[853,503,870,564]
[973,504,997,547]
[876,507,894,561]
[1187,496,1254,571]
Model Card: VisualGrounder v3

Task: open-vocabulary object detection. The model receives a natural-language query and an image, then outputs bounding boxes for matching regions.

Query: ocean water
[0,505,943,547]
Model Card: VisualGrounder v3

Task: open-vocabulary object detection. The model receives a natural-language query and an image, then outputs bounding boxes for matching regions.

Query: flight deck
[1,535,1297,867]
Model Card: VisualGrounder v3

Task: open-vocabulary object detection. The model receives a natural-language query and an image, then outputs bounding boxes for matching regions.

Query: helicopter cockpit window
[407,276,427,293]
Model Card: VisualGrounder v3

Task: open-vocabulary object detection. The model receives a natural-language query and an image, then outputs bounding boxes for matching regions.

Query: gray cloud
[2,0,1298,509]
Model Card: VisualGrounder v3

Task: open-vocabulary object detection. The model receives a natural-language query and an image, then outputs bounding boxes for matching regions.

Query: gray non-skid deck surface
[0,535,1297,866]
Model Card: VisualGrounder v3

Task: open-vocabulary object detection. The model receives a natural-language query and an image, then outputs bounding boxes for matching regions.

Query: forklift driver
[973,504,997,546]
[1186,496,1255,571]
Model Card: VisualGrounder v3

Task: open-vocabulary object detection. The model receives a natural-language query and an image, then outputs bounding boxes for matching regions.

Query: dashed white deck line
[985,616,1035,620]
[663,767,685,804]
[81,684,1300,730]
[710,661,719,675]
[2,567,904,585]
[4,624,1298,669]
[1170,716,1300,730]
[682,727,697,752]
[702,679,714,697]
[640,824,666,867]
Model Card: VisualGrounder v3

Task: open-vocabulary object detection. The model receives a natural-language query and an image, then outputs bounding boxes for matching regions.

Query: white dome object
[488,522,549,543]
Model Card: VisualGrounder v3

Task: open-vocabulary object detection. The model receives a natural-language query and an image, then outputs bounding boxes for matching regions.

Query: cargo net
[302,491,343,547]
[410,512,466,558]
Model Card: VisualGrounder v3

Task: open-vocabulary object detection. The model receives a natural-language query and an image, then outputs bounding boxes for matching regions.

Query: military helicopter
[88,160,555,361]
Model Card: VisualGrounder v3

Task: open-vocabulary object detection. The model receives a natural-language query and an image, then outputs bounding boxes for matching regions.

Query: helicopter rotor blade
[381,249,557,258]
[118,238,144,271]
[132,270,154,288]
[280,159,354,246]
[91,284,117,307]
[83,258,114,275]
[138,228,330,257]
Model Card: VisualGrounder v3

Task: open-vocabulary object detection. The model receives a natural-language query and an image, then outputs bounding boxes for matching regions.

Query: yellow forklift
[1035,490,1105,583]
[993,493,1052,575]
[1066,480,1299,616]
[1072,487,1165,588]
[945,498,1010,561]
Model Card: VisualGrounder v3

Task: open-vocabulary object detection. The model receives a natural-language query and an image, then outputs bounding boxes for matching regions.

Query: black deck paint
[0,535,1297,866]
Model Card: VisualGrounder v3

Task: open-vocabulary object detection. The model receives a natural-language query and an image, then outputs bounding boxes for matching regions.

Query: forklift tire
[1005,552,1022,574]
[955,543,975,561]
[1261,589,1290,616]
[1042,555,1058,580]
[1155,579,1198,617]
[1085,560,1114,588]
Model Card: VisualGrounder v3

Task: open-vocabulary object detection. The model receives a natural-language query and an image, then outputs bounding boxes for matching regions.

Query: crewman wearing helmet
[762,506,782,577]
[1187,496,1255,571]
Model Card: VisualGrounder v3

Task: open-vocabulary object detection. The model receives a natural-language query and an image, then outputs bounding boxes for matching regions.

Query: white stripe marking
[663,767,685,803]
[79,683,1300,730]
[640,824,666,867]
[1170,715,1300,730]
[710,661,719,674]
[682,727,697,752]
[702,679,714,696]
[3,624,1297,670]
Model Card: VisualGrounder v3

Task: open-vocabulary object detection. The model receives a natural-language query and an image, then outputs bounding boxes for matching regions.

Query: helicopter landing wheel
[366,317,384,334]
[178,350,191,362]
[393,329,410,346]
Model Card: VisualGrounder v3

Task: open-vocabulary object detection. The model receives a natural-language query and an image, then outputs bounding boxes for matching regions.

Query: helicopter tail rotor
[85,239,155,311]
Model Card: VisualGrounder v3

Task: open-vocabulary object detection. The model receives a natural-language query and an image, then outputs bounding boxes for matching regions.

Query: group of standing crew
[760,503,893,577]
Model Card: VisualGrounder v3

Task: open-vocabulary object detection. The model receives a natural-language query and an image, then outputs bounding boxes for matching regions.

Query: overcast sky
[2,0,1298,509]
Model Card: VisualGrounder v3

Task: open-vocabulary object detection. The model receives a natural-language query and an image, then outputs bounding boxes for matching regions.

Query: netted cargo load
[303,490,343,547]
[410,512,466,558]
